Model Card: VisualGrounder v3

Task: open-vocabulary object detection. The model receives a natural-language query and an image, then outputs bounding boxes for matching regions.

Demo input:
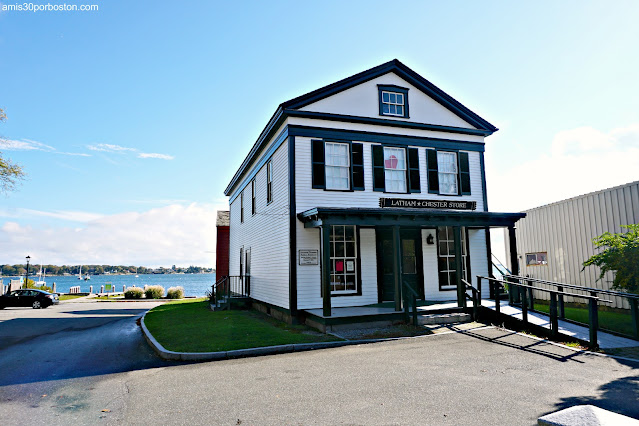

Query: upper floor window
[372,145,420,193]
[383,147,407,193]
[266,160,273,204]
[251,179,256,215]
[240,191,244,223]
[426,150,471,196]
[437,152,458,195]
[325,142,350,190]
[378,85,409,118]
[311,140,364,191]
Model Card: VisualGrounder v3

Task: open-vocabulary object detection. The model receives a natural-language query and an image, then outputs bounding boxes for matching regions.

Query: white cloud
[0,208,105,223]
[487,123,639,212]
[0,203,225,267]
[1,138,90,157]
[1,138,55,151]
[137,152,174,160]
[86,143,137,152]
[57,152,92,157]
[86,143,174,160]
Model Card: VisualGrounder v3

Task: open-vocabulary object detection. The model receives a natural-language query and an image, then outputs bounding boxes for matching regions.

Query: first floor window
[384,147,407,192]
[437,226,468,290]
[330,225,358,294]
[325,142,350,190]
[437,151,458,195]
[526,252,548,266]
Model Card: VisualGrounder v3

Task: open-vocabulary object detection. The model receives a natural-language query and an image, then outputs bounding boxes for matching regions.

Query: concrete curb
[140,312,413,362]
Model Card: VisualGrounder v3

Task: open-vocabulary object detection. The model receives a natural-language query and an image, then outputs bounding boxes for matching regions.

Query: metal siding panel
[632,184,639,223]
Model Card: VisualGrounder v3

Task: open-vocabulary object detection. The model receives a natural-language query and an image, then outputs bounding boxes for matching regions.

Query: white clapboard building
[222,60,525,327]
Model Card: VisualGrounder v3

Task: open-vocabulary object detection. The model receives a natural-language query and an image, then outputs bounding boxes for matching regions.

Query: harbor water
[1,273,216,297]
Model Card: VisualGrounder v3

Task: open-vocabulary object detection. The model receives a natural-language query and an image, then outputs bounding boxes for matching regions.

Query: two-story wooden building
[222,59,525,326]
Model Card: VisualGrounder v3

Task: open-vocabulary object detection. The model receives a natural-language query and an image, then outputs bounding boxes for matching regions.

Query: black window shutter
[372,145,385,192]
[311,139,325,189]
[459,152,471,195]
[351,143,365,191]
[426,149,439,194]
[407,147,420,193]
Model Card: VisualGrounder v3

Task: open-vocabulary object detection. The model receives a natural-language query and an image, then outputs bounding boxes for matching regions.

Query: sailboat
[135,267,139,278]
[77,265,83,280]
[35,266,47,286]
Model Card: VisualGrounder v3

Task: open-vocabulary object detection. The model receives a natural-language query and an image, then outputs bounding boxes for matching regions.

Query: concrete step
[416,312,471,325]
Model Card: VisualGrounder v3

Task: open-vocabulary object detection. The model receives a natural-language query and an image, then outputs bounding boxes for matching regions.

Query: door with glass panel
[376,228,424,302]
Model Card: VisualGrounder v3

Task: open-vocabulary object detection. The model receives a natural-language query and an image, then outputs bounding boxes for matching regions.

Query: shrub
[145,285,165,299]
[166,286,184,299]
[124,287,144,299]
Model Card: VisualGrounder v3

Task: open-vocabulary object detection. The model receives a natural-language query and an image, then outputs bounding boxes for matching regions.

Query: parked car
[0,289,59,309]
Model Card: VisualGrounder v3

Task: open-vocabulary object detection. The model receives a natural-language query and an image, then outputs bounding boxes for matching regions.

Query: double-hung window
[266,160,273,204]
[437,152,458,195]
[378,85,409,118]
[381,91,405,116]
[240,191,244,223]
[325,142,350,190]
[372,145,420,193]
[437,226,469,291]
[329,225,358,294]
[383,147,407,193]
[251,179,256,215]
[311,140,365,191]
[426,150,471,196]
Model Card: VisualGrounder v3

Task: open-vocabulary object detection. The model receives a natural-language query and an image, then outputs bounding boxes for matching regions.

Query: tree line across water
[1,264,214,276]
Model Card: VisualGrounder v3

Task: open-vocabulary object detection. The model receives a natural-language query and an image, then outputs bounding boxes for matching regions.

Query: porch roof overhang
[297,207,526,228]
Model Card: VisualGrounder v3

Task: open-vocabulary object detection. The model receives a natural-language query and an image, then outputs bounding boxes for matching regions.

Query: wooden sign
[299,250,319,265]
[379,198,477,210]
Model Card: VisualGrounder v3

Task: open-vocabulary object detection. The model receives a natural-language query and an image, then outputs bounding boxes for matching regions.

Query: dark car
[0,289,59,309]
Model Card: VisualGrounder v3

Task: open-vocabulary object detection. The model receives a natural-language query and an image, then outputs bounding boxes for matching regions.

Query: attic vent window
[382,92,404,116]
[378,85,409,118]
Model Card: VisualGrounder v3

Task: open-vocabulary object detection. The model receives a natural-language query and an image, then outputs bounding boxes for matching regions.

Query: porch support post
[507,225,520,303]
[321,225,332,317]
[453,226,464,308]
[392,225,402,312]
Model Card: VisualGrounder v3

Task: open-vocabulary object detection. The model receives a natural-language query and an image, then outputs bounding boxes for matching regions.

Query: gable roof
[282,59,497,132]
[224,59,497,196]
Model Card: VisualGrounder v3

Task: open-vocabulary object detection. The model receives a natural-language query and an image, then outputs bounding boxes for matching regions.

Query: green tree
[583,224,639,293]
[0,108,26,193]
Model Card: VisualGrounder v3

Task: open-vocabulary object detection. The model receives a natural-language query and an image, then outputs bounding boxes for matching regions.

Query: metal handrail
[462,278,479,320]
[491,253,512,275]
[503,274,639,300]
[402,280,419,326]
[477,275,609,349]
[482,276,609,302]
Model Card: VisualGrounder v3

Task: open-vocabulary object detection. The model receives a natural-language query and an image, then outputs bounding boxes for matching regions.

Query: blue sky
[1,1,638,266]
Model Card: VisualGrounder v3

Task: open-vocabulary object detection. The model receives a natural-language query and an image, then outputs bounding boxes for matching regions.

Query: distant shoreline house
[220,59,525,327]
[508,180,639,309]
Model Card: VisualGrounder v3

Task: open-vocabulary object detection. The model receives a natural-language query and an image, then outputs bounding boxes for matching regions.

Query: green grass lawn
[144,299,342,352]
[58,294,84,301]
[93,295,124,300]
[533,301,635,337]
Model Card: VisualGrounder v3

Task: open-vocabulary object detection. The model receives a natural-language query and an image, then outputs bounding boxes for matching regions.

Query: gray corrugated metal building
[507,180,639,309]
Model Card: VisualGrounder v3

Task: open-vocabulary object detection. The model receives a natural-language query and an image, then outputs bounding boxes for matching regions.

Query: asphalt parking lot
[0,302,638,425]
